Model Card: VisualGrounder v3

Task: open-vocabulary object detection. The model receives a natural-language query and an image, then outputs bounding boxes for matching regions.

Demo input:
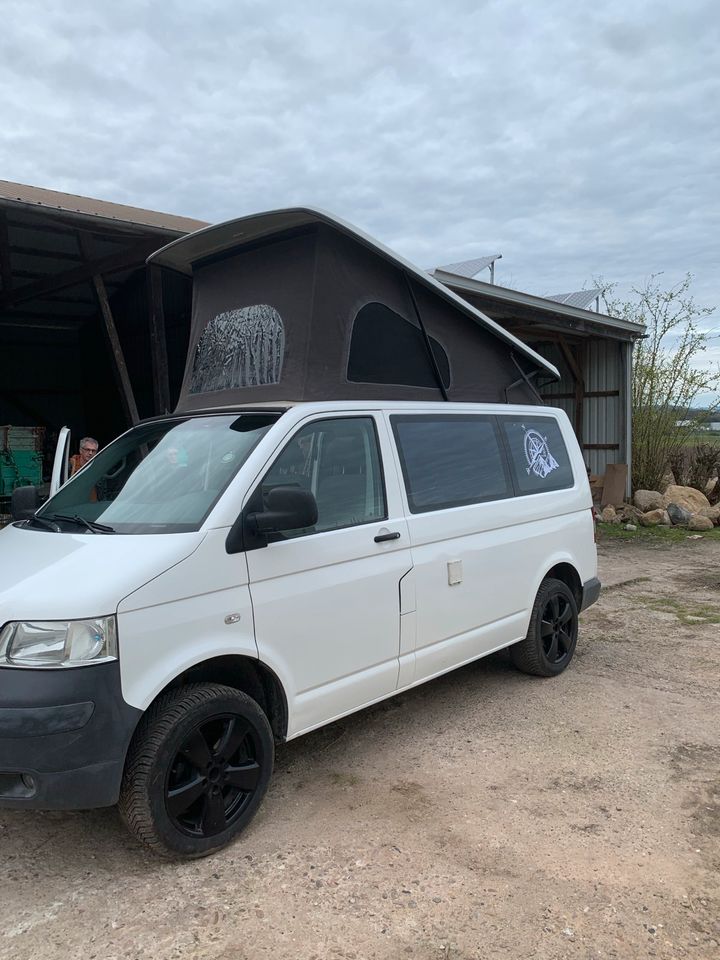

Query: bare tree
[602,274,719,493]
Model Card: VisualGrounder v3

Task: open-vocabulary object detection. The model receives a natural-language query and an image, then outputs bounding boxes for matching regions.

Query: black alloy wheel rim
[165,714,262,838]
[540,593,575,664]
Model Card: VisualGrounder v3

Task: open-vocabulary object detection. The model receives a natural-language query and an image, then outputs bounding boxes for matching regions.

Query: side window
[500,416,574,495]
[391,415,511,513]
[261,417,387,538]
[347,302,451,389]
[190,304,285,394]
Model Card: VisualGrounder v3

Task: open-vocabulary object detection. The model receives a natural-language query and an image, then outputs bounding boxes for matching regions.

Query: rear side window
[391,415,511,513]
[500,416,574,495]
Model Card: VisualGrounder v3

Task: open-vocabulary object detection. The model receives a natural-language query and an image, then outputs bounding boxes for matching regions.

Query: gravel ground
[0,535,718,960]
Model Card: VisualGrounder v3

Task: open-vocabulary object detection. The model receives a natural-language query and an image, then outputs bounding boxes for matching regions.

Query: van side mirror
[11,485,39,521]
[249,486,318,534]
[226,486,319,555]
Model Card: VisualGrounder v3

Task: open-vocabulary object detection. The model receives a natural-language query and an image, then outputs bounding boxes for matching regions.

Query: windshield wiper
[24,515,62,532]
[44,514,116,534]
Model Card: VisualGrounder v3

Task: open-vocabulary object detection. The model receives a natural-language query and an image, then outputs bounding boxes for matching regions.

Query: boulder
[662,484,711,514]
[601,505,617,523]
[667,502,692,526]
[688,514,714,531]
[617,503,643,523]
[659,510,672,526]
[639,509,665,527]
[633,489,664,512]
[697,504,720,525]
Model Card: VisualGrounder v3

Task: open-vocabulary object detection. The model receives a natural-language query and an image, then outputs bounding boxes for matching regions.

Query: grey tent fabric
[160,217,557,413]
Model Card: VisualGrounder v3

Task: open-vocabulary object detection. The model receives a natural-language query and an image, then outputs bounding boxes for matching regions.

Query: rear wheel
[511,578,578,677]
[119,683,274,858]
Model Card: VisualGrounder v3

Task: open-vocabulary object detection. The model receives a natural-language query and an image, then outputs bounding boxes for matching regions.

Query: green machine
[0,426,45,498]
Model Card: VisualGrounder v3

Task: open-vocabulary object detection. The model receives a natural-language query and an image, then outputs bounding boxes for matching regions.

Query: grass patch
[637,595,720,625]
[598,523,720,544]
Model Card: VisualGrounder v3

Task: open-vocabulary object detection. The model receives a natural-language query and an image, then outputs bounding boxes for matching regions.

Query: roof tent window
[347,302,450,390]
[190,304,285,394]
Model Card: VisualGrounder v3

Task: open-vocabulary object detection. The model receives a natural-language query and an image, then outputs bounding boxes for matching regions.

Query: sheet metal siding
[584,339,624,476]
[533,339,627,476]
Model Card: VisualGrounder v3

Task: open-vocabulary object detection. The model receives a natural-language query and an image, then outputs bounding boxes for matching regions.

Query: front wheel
[119,683,274,858]
[510,578,578,677]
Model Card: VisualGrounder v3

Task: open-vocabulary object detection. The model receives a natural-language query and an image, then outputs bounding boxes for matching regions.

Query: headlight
[0,616,117,668]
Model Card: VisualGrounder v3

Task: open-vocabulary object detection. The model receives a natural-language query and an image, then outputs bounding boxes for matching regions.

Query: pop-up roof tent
[148,209,559,413]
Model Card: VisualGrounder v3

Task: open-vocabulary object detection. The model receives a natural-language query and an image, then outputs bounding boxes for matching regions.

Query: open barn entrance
[0,181,204,508]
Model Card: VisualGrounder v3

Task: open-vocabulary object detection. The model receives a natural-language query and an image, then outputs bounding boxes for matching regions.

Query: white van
[0,209,599,857]
[0,400,598,856]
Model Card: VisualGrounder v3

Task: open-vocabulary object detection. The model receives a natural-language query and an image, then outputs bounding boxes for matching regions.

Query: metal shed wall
[534,338,630,479]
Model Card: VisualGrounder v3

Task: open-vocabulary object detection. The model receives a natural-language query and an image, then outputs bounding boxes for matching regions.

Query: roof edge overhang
[433,270,646,338]
[0,180,208,238]
[148,207,561,381]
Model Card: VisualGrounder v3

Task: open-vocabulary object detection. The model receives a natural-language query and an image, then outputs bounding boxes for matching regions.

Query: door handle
[374,531,401,543]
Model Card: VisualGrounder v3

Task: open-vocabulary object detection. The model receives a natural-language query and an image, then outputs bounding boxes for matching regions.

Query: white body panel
[0,523,203,622]
[381,408,595,685]
[0,401,597,746]
[116,528,258,711]
[243,413,412,737]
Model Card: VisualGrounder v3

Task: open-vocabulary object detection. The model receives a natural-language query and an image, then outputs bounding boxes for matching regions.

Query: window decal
[190,304,284,394]
[500,417,573,495]
[523,427,559,479]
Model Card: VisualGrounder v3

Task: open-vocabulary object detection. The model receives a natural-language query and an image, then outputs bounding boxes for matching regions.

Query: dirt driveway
[0,536,718,960]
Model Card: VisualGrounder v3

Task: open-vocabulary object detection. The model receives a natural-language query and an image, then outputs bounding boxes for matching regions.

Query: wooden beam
[92,274,140,426]
[2,207,161,241]
[558,335,586,444]
[558,336,584,384]
[0,210,12,294]
[9,244,84,263]
[0,238,159,310]
[541,389,619,400]
[147,266,171,414]
[0,319,81,331]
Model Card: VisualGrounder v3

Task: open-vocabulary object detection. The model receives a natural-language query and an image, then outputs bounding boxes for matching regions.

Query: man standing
[69,437,99,476]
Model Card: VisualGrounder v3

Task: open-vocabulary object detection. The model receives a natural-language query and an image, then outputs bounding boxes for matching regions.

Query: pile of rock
[599,485,720,532]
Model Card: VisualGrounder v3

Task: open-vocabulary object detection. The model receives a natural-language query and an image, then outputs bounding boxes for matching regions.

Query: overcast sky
[2,0,719,399]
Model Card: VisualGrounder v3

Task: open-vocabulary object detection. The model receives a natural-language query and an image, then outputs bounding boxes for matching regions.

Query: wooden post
[0,210,12,294]
[147,266,171,414]
[75,230,140,428]
[558,336,585,445]
[92,274,140,426]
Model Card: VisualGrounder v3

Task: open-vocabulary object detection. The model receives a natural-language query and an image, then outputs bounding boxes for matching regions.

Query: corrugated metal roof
[548,288,604,310]
[433,271,646,337]
[0,180,208,236]
[434,254,502,279]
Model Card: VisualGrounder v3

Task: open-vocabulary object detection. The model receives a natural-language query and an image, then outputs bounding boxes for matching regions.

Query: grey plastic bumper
[580,577,602,612]
[0,661,142,810]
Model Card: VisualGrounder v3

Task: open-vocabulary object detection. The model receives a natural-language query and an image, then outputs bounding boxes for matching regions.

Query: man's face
[79,441,98,465]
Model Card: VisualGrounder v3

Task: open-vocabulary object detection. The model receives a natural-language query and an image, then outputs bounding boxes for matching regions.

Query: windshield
[36,414,278,534]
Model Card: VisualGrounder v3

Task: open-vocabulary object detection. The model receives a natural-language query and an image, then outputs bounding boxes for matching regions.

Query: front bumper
[0,661,141,809]
[580,576,602,612]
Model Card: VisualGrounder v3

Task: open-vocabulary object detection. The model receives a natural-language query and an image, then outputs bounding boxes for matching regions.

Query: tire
[510,578,578,677]
[119,683,274,859]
